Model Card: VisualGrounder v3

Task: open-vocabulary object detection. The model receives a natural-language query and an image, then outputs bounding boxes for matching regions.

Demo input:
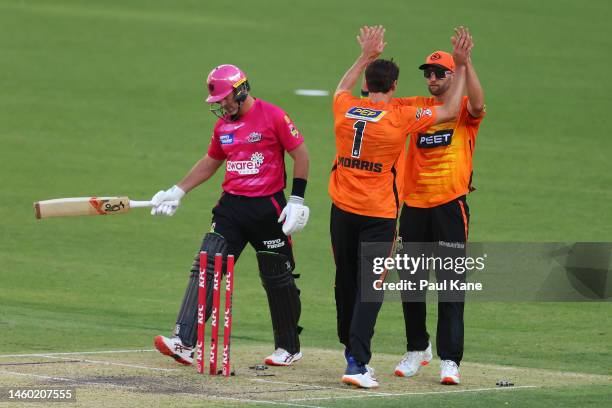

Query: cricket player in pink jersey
[151,64,310,367]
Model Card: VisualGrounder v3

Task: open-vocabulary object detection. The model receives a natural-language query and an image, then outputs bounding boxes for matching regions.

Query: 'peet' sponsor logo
[346,107,387,122]
[226,152,264,175]
[417,129,454,148]
[337,156,382,173]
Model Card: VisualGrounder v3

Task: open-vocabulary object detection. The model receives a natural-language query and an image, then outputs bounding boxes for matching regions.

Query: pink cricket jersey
[207,99,304,197]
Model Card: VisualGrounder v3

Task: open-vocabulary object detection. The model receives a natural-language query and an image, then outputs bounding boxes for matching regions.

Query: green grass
[1,0,611,406]
[294,384,612,408]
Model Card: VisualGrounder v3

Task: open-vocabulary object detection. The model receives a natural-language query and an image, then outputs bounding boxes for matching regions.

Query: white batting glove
[151,185,185,216]
[278,196,310,236]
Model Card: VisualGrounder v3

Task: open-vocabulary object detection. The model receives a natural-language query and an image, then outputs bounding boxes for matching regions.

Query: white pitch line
[465,362,612,380]
[0,349,155,358]
[0,369,138,390]
[288,385,539,402]
[41,355,178,372]
[179,392,326,408]
[0,370,324,408]
[250,378,394,396]
[0,369,80,383]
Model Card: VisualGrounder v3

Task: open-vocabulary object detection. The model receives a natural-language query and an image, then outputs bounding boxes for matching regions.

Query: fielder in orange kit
[388,27,486,385]
[329,25,471,388]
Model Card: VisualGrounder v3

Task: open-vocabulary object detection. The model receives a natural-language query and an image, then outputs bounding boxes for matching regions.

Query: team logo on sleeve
[284,115,300,138]
[346,107,387,122]
[415,108,433,120]
[219,134,234,144]
[416,129,454,148]
[247,132,262,143]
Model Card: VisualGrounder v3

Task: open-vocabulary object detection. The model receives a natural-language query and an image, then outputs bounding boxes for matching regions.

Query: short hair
[365,59,399,93]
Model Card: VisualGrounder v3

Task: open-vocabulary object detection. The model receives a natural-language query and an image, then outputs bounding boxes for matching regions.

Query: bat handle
[129,200,180,208]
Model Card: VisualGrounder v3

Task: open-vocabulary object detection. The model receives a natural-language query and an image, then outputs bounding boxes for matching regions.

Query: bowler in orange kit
[330,26,470,388]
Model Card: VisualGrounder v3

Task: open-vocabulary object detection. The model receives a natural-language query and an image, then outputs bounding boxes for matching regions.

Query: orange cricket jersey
[394,96,485,208]
[329,91,437,218]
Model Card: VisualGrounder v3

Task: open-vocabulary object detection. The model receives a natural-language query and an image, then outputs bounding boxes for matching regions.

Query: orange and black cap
[418,51,455,72]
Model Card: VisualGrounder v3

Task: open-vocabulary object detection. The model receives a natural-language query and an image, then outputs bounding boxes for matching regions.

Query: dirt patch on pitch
[0,346,610,407]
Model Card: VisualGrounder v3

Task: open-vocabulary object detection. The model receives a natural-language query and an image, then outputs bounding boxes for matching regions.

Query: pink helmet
[205,64,248,103]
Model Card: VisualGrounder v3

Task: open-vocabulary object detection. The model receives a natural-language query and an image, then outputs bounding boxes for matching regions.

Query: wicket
[196,251,234,377]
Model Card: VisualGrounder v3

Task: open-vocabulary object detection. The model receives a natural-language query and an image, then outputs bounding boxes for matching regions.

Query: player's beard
[428,80,450,96]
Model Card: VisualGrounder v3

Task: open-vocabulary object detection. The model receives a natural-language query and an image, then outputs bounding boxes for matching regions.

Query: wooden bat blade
[34,197,131,219]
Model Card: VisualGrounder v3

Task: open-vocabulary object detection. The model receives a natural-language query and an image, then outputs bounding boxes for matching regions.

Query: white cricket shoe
[264,348,303,366]
[341,353,379,388]
[394,342,433,377]
[342,360,379,388]
[154,335,193,366]
[440,359,461,384]
[366,364,376,379]
[342,370,379,388]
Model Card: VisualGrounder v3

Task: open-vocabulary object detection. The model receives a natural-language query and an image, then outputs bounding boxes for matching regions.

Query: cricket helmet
[205,64,250,103]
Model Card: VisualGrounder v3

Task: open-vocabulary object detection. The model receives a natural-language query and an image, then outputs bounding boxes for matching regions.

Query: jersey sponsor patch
[220,134,234,144]
[415,107,433,120]
[263,238,285,249]
[346,107,387,122]
[226,152,264,175]
[416,129,454,148]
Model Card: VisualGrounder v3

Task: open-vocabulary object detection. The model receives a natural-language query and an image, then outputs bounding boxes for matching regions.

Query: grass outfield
[1,0,611,406]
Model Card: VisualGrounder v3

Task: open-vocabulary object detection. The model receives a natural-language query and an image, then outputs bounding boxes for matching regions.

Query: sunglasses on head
[423,68,451,79]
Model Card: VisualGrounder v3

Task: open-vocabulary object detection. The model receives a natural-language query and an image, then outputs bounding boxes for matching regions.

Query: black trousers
[178,191,299,350]
[211,191,295,266]
[399,196,469,365]
[330,204,396,365]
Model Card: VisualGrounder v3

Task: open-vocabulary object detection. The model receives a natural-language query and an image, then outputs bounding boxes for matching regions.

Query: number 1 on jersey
[352,120,366,158]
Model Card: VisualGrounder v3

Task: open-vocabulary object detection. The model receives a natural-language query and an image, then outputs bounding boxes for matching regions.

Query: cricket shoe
[341,355,379,388]
[264,348,303,366]
[345,351,377,378]
[440,360,461,385]
[394,342,433,377]
[154,335,193,366]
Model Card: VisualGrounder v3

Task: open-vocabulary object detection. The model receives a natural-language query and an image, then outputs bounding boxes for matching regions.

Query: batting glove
[151,185,185,216]
[278,196,310,236]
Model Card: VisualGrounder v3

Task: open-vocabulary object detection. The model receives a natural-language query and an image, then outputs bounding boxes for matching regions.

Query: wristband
[291,178,307,198]
[360,90,369,98]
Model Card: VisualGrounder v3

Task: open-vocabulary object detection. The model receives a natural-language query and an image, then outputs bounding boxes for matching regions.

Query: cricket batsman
[151,64,309,367]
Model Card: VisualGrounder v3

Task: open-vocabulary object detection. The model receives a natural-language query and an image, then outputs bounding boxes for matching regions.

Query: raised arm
[464,29,485,117]
[433,26,472,124]
[335,25,386,96]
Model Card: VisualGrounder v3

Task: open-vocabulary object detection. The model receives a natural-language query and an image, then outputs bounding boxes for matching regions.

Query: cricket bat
[33,197,178,219]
